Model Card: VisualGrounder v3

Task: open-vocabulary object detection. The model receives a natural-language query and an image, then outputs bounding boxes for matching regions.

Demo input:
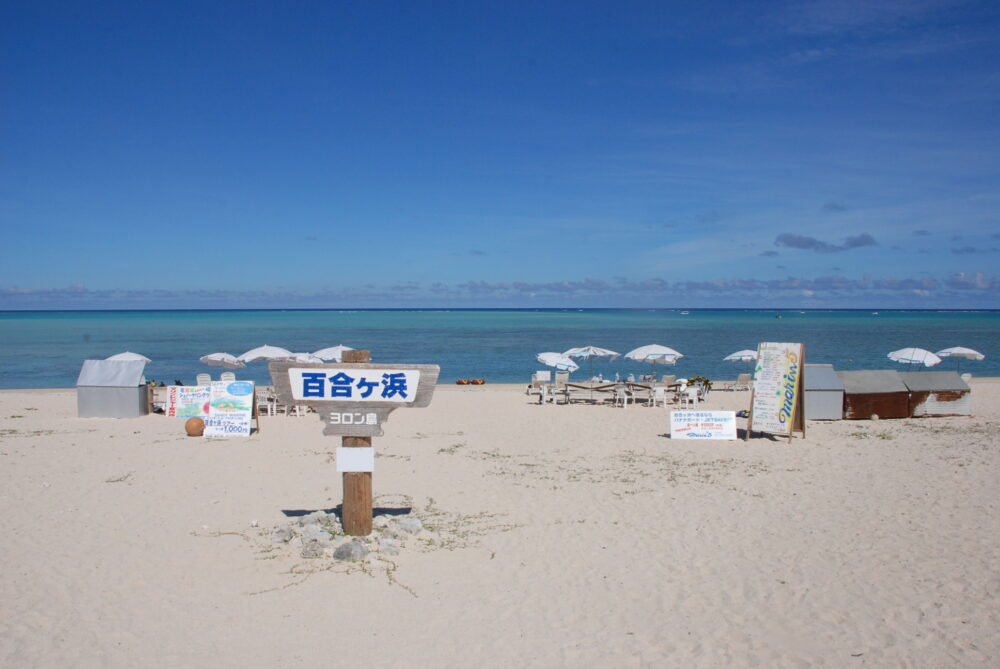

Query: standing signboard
[747,342,805,442]
[269,352,439,535]
[670,410,737,440]
[165,385,212,418]
[203,380,255,437]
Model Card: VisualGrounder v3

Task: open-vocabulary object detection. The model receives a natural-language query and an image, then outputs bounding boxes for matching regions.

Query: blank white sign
[336,447,374,472]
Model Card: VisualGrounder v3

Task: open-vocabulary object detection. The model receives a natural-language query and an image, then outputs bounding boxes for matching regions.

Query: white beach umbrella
[312,345,355,362]
[625,344,683,378]
[887,347,941,367]
[563,346,619,378]
[935,346,985,373]
[199,352,246,369]
[563,345,620,360]
[237,344,294,363]
[536,352,579,372]
[625,344,683,364]
[723,349,758,362]
[935,346,984,361]
[290,352,325,363]
[106,351,152,363]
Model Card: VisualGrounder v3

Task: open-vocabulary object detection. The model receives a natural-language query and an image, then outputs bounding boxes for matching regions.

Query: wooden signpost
[269,350,439,536]
[746,342,806,443]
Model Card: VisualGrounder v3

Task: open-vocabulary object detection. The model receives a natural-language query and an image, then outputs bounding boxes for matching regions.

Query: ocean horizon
[1,308,997,389]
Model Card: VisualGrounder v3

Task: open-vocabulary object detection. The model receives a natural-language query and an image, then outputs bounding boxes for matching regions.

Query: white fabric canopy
[237,345,294,362]
[199,352,246,369]
[312,345,355,362]
[887,347,941,367]
[723,349,758,362]
[536,352,579,372]
[935,346,985,361]
[563,346,620,360]
[105,351,152,363]
[290,352,325,363]
[624,344,683,363]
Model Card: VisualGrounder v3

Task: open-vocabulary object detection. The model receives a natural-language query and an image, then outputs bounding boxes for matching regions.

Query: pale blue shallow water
[1,309,997,389]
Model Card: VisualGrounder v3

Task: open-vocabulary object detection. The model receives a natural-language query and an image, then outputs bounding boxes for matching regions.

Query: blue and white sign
[670,410,737,440]
[288,367,420,403]
[204,380,255,438]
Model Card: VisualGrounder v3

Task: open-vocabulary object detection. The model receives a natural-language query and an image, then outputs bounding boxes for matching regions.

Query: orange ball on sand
[185,417,205,437]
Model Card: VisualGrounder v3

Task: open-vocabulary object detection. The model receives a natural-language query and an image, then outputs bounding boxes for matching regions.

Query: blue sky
[2,0,999,309]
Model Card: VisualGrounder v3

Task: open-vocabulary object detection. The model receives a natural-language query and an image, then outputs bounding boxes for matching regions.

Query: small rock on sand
[333,540,369,561]
[300,541,325,559]
[271,524,293,543]
[397,517,423,534]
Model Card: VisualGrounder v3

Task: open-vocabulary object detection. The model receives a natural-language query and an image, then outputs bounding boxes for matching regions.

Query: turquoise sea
[1,309,997,389]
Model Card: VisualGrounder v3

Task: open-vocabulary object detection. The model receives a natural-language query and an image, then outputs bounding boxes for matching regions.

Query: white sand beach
[1,381,998,667]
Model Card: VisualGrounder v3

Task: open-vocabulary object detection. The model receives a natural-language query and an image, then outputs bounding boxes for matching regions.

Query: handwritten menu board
[751,342,805,437]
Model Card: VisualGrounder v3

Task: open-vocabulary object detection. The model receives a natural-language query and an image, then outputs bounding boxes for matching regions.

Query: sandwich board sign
[203,380,255,437]
[747,342,805,442]
[269,353,439,536]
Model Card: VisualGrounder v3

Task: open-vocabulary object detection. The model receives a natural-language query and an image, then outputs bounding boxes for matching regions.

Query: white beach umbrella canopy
[312,345,355,362]
[105,351,152,363]
[237,345,295,363]
[624,344,683,364]
[199,352,246,369]
[887,347,941,367]
[935,346,985,361]
[723,349,758,362]
[289,352,325,363]
[563,346,620,360]
[536,352,579,372]
[935,346,985,374]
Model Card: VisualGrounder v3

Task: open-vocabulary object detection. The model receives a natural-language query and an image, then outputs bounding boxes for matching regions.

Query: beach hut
[803,363,844,420]
[899,371,972,417]
[837,370,909,420]
[76,359,149,418]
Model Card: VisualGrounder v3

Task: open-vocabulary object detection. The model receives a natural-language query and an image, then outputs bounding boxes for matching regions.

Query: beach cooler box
[803,363,844,420]
[837,370,909,420]
[899,371,971,417]
[76,359,149,418]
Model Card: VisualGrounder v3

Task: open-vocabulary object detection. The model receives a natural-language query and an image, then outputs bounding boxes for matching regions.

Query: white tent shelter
[77,359,149,418]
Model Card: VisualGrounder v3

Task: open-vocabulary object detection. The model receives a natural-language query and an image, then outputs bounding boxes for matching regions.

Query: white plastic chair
[614,386,634,408]
[649,386,668,408]
[219,371,236,382]
[195,373,211,385]
[681,388,699,407]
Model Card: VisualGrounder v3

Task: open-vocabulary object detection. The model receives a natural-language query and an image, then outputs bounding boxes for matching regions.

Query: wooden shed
[804,363,844,420]
[837,370,909,420]
[899,371,972,417]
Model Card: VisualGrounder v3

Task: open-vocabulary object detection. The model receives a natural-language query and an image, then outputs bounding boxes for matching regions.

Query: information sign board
[750,342,805,438]
[165,385,211,418]
[670,410,737,440]
[203,380,255,438]
[269,361,439,437]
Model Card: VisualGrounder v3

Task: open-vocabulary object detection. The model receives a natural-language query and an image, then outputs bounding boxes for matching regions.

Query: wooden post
[341,349,373,535]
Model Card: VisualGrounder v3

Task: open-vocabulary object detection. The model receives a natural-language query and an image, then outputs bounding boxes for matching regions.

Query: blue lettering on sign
[355,377,379,398]
[301,373,327,398]
[328,372,355,398]
[380,373,408,399]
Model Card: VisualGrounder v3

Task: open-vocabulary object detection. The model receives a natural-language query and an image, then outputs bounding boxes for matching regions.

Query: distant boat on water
[680,310,690,315]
